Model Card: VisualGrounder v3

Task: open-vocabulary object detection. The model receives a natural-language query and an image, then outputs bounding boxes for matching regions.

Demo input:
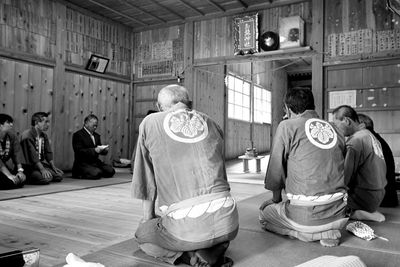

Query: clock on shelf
[259,31,279,51]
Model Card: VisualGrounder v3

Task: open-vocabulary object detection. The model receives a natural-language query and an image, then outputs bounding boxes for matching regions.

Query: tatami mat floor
[0,158,267,267]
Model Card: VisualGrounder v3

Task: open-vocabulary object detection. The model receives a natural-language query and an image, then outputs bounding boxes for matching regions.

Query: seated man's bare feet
[194,242,230,266]
[214,256,234,267]
[351,210,385,222]
[179,242,230,267]
[186,251,211,267]
[320,239,339,247]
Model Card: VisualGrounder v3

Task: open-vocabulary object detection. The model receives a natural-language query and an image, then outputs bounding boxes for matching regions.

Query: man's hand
[16,172,26,184]
[259,198,277,211]
[95,145,109,154]
[53,167,64,176]
[7,174,19,185]
[40,169,53,179]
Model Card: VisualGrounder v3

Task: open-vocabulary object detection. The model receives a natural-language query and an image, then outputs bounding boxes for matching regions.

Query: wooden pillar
[52,2,67,169]
[183,22,195,102]
[250,62,254,149]
[312,0,324,118]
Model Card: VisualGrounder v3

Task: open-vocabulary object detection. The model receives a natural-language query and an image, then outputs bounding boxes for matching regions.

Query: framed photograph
[387,0,400,17]
[85,55,110,74]
[279,16,304,49]
[233,13,258,55]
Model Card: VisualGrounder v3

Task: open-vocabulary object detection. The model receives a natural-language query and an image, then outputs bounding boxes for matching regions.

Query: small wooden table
[238,155,265,173]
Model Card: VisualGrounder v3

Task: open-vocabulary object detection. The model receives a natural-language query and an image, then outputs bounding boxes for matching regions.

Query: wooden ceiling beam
[87,0,148,26]
[132,0,310,32]
[176,0,205,16]
[205,0,225,12]
[248,0,310,11]
[234,0,249,9]
[122,0,167,23]
[147,0,185,20]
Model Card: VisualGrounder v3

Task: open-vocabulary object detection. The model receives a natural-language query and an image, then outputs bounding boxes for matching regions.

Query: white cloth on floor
[295,255,366,267]
[63,253,105,267]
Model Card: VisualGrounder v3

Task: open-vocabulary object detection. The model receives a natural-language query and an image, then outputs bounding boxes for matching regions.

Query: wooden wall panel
[0,58,53,137]
[253,123,271,153]
[0,0,134,170]
[326,67,362,89]
[225,120,271,160]
[0,0,56,59]
[65,6,133,76]
[271,62,287,137]
[13,62,29,134]
[132,83,167,148]
[60,72,131,169]
[325,60,400,157]
[194,1,312,59]
[324,0,400,61]
[363,64,400,87]
[133,25,184,80]
[0,59,15,117]
[253,61,272,88]
[193,65,225,129]
[225,120,251,159]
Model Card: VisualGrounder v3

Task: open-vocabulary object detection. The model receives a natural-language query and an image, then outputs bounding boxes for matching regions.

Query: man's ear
[284,105,293,118]
[344,117,353,126]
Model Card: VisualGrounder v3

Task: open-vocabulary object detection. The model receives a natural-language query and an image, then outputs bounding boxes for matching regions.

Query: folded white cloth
[295,255,366,267]
[63,253,105,267]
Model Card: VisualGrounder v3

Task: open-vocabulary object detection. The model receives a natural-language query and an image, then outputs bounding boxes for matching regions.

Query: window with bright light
[227,74,250,121]
[226,73,271,124]
[254,85,271,124]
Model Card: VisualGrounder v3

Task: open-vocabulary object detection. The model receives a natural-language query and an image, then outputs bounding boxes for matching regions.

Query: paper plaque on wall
[233,13,259,55]
[279,16,304,49]
[329,90,357,109]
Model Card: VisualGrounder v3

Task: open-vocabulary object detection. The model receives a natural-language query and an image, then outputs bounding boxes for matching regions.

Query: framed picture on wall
[86,55,110,74]
[233,13,259,55]
[279,16,304,49]
[387,0,400,16]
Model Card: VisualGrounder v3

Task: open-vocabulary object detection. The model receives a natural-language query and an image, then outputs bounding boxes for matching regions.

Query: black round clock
[259,31,279,51]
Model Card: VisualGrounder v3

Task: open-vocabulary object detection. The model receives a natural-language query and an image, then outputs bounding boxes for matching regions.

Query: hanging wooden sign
[233,13,258,55]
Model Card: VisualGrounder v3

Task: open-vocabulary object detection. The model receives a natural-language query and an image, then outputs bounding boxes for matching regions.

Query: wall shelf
[193,46,315,67]
[327,106,400,113]
[65,63,131,83]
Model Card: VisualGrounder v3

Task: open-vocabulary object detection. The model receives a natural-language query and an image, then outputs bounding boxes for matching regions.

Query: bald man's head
[157,84,190,111]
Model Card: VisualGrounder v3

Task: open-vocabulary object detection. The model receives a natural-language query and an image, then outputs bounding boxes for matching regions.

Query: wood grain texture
[325,59,400,157]
[0,0,55,59]
[193,1,311,60]
[59,72,131,169]
[0,172,265,267]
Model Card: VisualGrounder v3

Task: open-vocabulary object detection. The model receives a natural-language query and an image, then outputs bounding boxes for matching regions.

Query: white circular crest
[163,110,208,143]
[304,118,337,149]
[368,133,384,159]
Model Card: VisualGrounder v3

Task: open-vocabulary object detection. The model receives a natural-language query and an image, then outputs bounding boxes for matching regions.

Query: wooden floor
[0,164,265,267]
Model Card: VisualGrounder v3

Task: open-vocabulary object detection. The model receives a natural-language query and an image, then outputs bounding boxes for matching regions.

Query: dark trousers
[135,217,237,264]
[0,172,21,190]
[73,162,115,179]
[23,161,62,185]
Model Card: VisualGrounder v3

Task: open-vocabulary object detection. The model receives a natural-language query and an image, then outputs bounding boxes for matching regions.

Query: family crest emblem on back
[163,110,208,143]
[305,118,337,149]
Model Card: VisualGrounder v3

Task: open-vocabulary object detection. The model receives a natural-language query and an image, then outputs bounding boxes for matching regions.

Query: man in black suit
[72,114,115,179]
